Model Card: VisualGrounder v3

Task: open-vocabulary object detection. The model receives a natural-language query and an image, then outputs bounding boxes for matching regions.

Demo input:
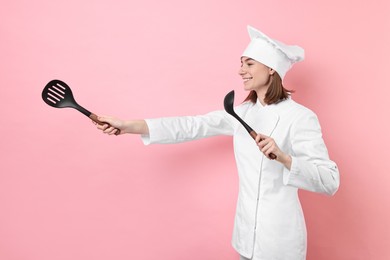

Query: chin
[243,85,254,91]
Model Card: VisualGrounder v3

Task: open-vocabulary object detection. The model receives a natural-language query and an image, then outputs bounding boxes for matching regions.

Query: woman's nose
[238,67,245,75]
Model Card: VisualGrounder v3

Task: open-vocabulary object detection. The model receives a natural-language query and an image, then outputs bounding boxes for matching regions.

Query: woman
[95,26,340,260]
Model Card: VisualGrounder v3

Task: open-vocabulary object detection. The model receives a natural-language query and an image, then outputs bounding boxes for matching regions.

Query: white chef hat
[242,25,305,80]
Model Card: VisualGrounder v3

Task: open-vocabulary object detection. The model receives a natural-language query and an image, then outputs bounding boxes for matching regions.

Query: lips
[243,77,253,82]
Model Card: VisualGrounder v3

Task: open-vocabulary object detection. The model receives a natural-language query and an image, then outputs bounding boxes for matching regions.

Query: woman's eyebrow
[241,57,255,63]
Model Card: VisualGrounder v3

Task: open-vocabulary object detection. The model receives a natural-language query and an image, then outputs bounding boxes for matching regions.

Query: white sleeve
[140,110,236,145]
[282,111,340,196]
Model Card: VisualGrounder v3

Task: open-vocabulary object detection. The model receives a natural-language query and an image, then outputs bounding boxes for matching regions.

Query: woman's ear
[269,68,275,75]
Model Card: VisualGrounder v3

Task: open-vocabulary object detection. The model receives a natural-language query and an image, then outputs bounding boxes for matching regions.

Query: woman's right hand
[94,116,124,135]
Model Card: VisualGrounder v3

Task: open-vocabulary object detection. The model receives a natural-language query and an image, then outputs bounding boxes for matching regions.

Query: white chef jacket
[141,97,340,260]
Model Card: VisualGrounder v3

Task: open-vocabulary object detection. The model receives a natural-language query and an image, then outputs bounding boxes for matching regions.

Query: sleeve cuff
[139,119,154,145]
[283,156,299,185]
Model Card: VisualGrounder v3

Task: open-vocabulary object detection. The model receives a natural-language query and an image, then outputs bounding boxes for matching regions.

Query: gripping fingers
[96,123,107,130]
[261,141,273,154]
[103,125,115,134]
[260,141,273,157]
[256,135,277,160]
[263,143,276,159]
[95,123,110,134]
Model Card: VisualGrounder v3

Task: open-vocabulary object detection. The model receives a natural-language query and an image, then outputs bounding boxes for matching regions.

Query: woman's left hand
[255,133,292,170]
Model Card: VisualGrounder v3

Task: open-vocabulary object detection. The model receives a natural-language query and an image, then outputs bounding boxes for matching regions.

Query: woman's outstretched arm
[94,116,149,135]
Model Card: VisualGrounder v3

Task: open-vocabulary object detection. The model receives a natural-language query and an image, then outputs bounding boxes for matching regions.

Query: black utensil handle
[90,113,120,135]
[249,130,277,160]
[75,104,92,117]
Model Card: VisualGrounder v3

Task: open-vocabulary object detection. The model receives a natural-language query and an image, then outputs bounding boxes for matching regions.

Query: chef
[95,25,340,260]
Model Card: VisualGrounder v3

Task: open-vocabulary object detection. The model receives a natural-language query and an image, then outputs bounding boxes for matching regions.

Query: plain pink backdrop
[1,0,389,259]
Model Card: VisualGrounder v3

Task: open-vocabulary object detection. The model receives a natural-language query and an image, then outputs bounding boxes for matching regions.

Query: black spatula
[42,79,120,135]
[224,90,276,159]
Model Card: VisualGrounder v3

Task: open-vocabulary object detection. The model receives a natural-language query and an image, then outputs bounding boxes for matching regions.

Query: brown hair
[243,73,294,105]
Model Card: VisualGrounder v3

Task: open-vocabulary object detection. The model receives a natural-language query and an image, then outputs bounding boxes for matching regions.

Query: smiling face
[239,57,275,94]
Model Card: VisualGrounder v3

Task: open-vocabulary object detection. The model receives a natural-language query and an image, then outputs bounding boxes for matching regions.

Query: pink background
[1,0,389,259]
